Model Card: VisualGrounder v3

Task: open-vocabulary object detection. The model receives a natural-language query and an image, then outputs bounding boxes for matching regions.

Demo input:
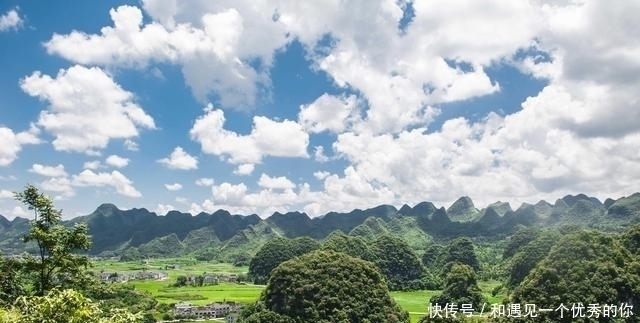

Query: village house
[173,302,242,320]
[97,270,166,283]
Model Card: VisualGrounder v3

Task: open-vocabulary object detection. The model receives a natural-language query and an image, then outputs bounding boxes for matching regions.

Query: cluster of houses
[173,302,242,322]
[97,270,167,283]
[184,272,240,285]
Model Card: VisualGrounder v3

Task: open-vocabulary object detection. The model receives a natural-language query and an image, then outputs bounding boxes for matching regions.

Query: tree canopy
[372,235,427,290]
[14,184,92,296]
[321,231,376,262]
[509,230,640,322]
[241,250,409,323]
[0,289,142,323]
[248,236,319,284]
[430,263,486,310]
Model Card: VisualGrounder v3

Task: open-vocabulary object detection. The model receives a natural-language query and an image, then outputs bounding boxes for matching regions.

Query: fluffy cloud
[24,1,640,217]
[29,164,68,177]
[44,5,285,109]
[157,146,198,170]
[155,204,175,215]
[105,155,130,168]
[0,125,41,166]
[40,177,75,199]
[195,177,214,186]
[190,105,309,164]
[258,174,295,190]
[20,65,155,154]
[211,182,248,205]
[72,169,142,198]
[0,190,13,199]
[0,8,22,31]
[123,139,139,151]
[234,163,254,175]
[164,183,183,191]
[298,94,359,133]
[83,161,102,170]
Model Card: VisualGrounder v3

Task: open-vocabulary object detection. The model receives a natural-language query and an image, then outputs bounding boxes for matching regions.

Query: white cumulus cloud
[105,155,130,168]
[29,164,68,177]
[258,173,295,190]
[234,163,254,175]
[20,65,155,154]
[164,183,183,191]
[195,177,214,186]
[157,146,198,170]
[190,105,309,164]
[0,8,22,31]
[72,169,142,198]
[0,125,41,166]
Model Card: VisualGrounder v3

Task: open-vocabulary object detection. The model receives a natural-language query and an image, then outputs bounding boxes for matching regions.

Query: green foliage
[1,289,142,323]
[0,255,25,304]
[621,224,640,255]
[135,233,185,258]
[242,250,409,323]
[14,184,92,296]
[510,230,640,322]
[422,243,444,268]
[441,237,480,273]
[231,252,252,266]
[430,264,486,309]
[81,278,158,314]
[505,230,559,288]
[502,226,539,259]
[321,231,376,261]
[248,236,319,284]
[372,235,428,291]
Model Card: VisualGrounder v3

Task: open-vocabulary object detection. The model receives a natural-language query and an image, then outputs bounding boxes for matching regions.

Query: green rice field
[93,258,504,322]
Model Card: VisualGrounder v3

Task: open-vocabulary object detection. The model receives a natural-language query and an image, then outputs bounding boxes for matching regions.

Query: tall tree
[14,184,92,295]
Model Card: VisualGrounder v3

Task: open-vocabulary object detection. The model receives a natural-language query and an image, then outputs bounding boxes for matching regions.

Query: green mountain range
[1,193,639,260]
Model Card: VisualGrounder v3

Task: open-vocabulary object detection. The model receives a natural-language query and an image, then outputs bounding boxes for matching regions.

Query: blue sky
[1,0,639,219]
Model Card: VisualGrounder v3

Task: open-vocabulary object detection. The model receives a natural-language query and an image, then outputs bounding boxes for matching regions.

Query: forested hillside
[1,193,639,260]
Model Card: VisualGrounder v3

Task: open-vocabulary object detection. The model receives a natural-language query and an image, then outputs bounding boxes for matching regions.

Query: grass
[92,258,505,323]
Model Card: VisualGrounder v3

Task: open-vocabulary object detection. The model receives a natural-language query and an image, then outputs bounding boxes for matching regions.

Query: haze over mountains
[1,193,639,260]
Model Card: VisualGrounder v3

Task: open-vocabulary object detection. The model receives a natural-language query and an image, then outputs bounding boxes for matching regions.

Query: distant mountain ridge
[1,193,639,259]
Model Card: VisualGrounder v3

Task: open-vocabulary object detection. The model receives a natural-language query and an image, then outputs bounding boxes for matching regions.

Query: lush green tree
[231,252,252,266]
[502,226,539,259]
[0,255,25,304]
[248,236,319,284]
[1,289,142,323]
[174,275,187,287]
[505,230,559,288]
[510,230,640,323]
[621,224,640,255]
[14,184,91,295]
[372,235,427,290]
[430,264,486,310]
[422,243,444,268]
[241,250,409,323]
[321,231,376,262]
[81,280,157,314]
[441,237,480,273]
